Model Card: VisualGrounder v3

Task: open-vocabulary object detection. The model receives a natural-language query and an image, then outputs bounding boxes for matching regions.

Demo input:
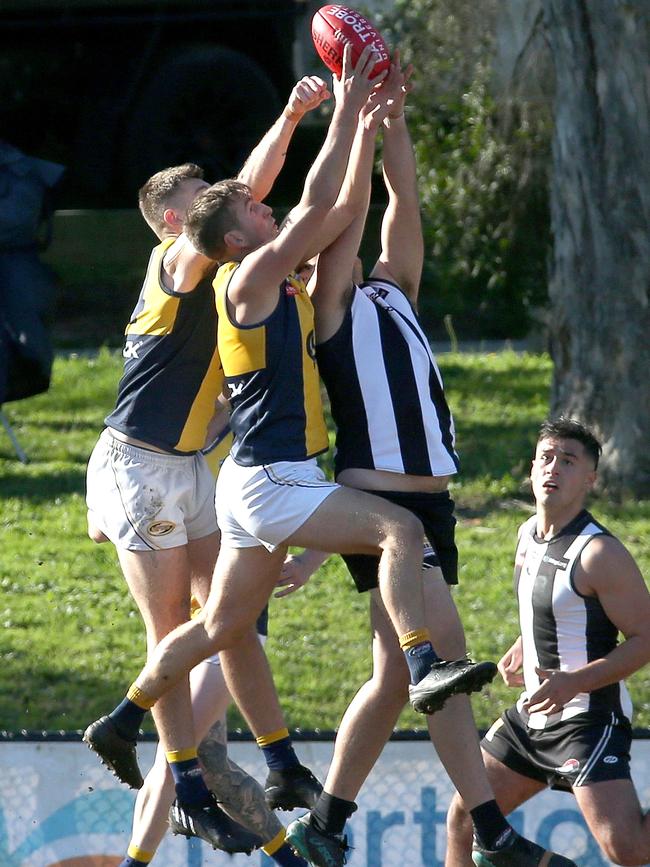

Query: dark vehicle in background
[1,0,314,208]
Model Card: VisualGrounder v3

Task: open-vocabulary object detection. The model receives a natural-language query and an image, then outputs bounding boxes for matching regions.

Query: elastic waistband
[361,488,451,503]
[101,429,200,469]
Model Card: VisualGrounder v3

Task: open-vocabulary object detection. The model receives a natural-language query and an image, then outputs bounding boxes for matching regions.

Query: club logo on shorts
[556,758,580,774]
[147,520,176,537]
[603,755,618,764]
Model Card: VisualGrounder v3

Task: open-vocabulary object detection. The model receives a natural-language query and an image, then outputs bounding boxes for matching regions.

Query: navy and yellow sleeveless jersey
[214,262,328,466]
[106,238,223,454]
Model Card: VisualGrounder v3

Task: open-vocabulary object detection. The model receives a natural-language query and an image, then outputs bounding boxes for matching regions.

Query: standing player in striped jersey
[447,418,650,866]
[285,54,574,867]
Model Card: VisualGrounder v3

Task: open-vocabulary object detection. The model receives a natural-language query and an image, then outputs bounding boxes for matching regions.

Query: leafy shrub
[374,0,551,338]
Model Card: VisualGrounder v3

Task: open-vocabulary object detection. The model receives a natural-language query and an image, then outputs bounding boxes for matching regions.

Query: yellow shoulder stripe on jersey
[214,261,267,374]
[126,238,181,337]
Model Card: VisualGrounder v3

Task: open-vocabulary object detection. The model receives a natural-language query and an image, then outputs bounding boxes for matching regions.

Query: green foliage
[374,0,551,338]
[0,352,648,734]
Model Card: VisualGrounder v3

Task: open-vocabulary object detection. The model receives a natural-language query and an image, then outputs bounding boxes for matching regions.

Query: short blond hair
[138,163,204,236]
[184,179,250,262]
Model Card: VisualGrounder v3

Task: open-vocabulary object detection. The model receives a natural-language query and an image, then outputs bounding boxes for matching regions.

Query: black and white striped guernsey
[316,278,459,478]
[514,509,632,730]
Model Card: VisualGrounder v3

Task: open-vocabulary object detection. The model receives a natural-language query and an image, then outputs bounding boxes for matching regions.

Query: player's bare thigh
[475,748,547,815]
[200,543,287,642]
[573,779,650,865]
[285,485,422,554]
[187,530,220,607]
[116,544,198,648]
[115,530,219,642]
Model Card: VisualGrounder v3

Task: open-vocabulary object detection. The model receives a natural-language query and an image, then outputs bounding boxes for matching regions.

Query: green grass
[0,350,648,734]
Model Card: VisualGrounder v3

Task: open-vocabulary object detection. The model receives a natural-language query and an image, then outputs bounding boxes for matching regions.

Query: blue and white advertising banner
[1,738,648,866]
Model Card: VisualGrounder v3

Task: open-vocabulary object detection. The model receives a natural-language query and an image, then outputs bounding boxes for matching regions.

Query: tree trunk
[542,0,650,495]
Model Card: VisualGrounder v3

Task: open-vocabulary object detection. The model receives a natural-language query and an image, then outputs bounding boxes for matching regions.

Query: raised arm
[369,58,422,303]
[232,44,383,310]
[307,128,374,342]
[161,77,329,294]
[238,76,330,201]
[311,57,410,343]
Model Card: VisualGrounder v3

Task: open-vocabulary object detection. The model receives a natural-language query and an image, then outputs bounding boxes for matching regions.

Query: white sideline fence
[1,737,649,866]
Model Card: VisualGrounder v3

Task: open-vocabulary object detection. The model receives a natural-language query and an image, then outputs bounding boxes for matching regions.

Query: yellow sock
[127,842,154,863]
[262,828,287,855]
[399,628,431,650]
[126,683,156,710]
[256,727,290,748]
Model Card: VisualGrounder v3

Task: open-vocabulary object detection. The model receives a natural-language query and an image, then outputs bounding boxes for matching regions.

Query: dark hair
[184,179,250,262]
[537,417,602,469]
[138,163,204,236]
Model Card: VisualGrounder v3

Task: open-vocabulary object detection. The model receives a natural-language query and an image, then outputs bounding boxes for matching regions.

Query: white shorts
[216,455,338,552]
[86,429,218,551]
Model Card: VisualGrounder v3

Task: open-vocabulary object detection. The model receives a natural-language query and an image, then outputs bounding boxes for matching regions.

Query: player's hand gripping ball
[311,4,390,79]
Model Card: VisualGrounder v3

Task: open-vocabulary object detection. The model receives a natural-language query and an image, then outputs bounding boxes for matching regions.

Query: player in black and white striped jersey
[447,418,650,866]
[286,53,571,867]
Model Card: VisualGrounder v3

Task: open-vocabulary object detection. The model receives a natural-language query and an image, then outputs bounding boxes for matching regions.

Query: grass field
[0,350,648,735]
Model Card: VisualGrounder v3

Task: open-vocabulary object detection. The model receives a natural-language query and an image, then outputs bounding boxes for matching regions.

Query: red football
[311,4,390,80]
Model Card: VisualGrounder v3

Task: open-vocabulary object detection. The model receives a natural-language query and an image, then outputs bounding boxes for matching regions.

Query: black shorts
[342,489,458,593]
[481,704,632,791]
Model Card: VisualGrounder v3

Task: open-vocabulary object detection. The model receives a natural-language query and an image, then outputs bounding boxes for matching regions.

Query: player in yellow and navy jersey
[214,261,327,467]
[105,236,223,455]
[83,76,331,867]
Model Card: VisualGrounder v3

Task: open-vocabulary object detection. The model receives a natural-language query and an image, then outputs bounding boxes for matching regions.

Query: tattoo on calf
[198,719,282,840]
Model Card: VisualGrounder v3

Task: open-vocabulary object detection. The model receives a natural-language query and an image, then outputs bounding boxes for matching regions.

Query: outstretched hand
[332,43,388,117]
[383,49,414,121]
[274,553,314,598]
[286,75,331,121]
[360,49,414,130]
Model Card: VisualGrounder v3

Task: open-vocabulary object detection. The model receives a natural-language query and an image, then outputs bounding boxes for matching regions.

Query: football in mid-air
[311,4,390,79]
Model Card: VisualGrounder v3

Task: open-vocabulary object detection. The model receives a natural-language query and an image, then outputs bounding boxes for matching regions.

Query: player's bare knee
[598,830,650,866]
[202,610,248,651]
[375,664,410,703]
[151,598,191,640]
[384,509,423,552]
[447,792,473,841]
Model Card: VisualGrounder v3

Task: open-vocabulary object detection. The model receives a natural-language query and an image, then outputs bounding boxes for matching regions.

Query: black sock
[310,792,357,836]
[470,800,512,850]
